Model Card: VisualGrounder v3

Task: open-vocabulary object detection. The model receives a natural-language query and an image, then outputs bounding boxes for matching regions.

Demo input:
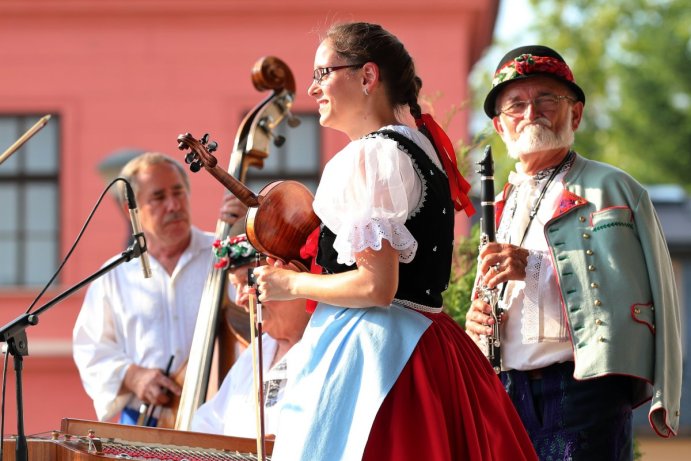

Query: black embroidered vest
[317,129,454,308]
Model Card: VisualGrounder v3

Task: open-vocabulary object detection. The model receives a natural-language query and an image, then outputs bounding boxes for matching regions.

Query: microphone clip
[124,231,148,261]
[120,178,153,278]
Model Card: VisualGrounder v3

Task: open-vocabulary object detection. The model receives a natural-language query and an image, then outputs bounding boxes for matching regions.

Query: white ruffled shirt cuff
[332,217,418,266]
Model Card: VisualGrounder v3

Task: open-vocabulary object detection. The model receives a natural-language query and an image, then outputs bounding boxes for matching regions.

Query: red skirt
[362,311,537,461]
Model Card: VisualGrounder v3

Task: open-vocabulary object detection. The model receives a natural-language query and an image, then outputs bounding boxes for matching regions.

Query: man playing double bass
[72,152,245,425]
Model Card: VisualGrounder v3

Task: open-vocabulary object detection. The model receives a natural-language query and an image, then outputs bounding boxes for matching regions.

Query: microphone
[123,180,152,278]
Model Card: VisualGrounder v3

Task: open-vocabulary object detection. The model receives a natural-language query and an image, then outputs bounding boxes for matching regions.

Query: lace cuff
[332,217,418,266]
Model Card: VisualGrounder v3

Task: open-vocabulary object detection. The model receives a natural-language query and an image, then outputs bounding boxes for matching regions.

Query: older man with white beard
[465,46,682,461]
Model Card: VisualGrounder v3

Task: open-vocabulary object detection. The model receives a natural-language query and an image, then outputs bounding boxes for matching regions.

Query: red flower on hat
[492,54,575,88]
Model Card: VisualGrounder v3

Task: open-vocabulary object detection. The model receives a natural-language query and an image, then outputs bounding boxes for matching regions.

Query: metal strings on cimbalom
[1,57,303,461]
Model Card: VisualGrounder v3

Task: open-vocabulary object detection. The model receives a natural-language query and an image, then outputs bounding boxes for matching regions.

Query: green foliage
[525,0,691,190]
[443,222,480,325]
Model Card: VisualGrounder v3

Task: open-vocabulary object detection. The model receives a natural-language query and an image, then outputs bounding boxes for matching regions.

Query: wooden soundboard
[1,418,272,460]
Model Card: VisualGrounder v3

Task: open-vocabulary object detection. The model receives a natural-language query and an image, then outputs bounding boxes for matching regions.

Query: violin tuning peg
[201,133,209,145]
[184,153,196,165]
[207,141,218,152]
[190,161,202,173]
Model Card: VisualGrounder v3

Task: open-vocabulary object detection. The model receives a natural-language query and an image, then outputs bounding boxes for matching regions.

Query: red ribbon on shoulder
[415,113,475,217]
[299,226,322,313]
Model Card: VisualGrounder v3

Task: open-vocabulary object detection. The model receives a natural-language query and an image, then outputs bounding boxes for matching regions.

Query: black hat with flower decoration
[483,45,585,118]
[212,234,260,270]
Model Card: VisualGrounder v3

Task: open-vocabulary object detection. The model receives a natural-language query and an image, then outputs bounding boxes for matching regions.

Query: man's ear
[492,116,504,135]
[571,101,584,130]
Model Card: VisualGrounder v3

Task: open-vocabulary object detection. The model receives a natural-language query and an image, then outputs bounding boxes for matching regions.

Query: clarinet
[476,146,503,374]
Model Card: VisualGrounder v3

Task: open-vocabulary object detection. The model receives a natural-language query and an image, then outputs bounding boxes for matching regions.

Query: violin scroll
[179,132,219,173]
[178,132,260,208]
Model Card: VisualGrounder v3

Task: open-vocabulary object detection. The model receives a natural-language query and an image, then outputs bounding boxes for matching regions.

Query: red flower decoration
[492,54,575,88]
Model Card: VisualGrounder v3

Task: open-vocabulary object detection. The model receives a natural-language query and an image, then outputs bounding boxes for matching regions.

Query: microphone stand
[0,238,147,461]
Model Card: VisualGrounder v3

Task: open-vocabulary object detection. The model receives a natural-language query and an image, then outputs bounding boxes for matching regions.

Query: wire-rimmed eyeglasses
[312,64,363,85]
[499,94,576,117]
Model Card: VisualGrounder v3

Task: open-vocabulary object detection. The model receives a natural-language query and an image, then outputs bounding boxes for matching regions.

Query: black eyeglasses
[499,94,576,117]
[312,64,363,85]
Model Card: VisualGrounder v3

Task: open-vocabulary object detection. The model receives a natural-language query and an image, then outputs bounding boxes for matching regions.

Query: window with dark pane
[243,113,321,194]
[0,114,60,286]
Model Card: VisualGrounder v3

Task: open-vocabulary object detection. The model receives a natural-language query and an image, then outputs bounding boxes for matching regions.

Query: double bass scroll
[173,56,300,431]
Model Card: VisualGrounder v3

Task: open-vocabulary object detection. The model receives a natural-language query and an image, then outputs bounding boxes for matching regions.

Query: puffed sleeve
[313,136,421,266]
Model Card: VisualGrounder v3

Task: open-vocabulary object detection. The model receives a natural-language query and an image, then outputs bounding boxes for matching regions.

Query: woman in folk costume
[252,22,538,461]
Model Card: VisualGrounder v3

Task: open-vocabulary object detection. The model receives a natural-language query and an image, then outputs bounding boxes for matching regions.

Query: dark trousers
[501,362,633,461]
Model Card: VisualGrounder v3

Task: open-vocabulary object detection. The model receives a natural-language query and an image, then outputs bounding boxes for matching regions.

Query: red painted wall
[0,0,498,435]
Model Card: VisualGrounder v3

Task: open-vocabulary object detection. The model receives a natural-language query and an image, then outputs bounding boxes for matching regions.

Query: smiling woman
[252,21,538,461]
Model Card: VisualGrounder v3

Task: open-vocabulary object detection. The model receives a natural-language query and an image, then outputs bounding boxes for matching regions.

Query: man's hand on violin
[219,194,247,225]
[478,242,529,289]
[122,364,182,406]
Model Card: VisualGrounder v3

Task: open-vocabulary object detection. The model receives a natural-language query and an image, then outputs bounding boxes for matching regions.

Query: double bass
[172,56,305,430]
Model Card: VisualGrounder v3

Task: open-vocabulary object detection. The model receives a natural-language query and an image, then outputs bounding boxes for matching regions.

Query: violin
[178,132,320,272]
[172,56,308,431]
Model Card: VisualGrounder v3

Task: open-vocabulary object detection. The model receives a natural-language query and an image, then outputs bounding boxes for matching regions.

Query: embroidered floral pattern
[212,234,258,269]
[492,54,576,88]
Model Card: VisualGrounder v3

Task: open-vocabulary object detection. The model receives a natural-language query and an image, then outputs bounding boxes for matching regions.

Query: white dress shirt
[497,164,573,371]
[192,334,292,438]
[72,226,222,421]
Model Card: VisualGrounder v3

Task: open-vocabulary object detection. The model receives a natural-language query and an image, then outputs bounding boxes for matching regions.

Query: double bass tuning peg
[271,134,286,148]
[258,118,286,147]
[286,112,301,128]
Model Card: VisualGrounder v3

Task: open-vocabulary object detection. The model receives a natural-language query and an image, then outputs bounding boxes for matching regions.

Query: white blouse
[312,125,442,266]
